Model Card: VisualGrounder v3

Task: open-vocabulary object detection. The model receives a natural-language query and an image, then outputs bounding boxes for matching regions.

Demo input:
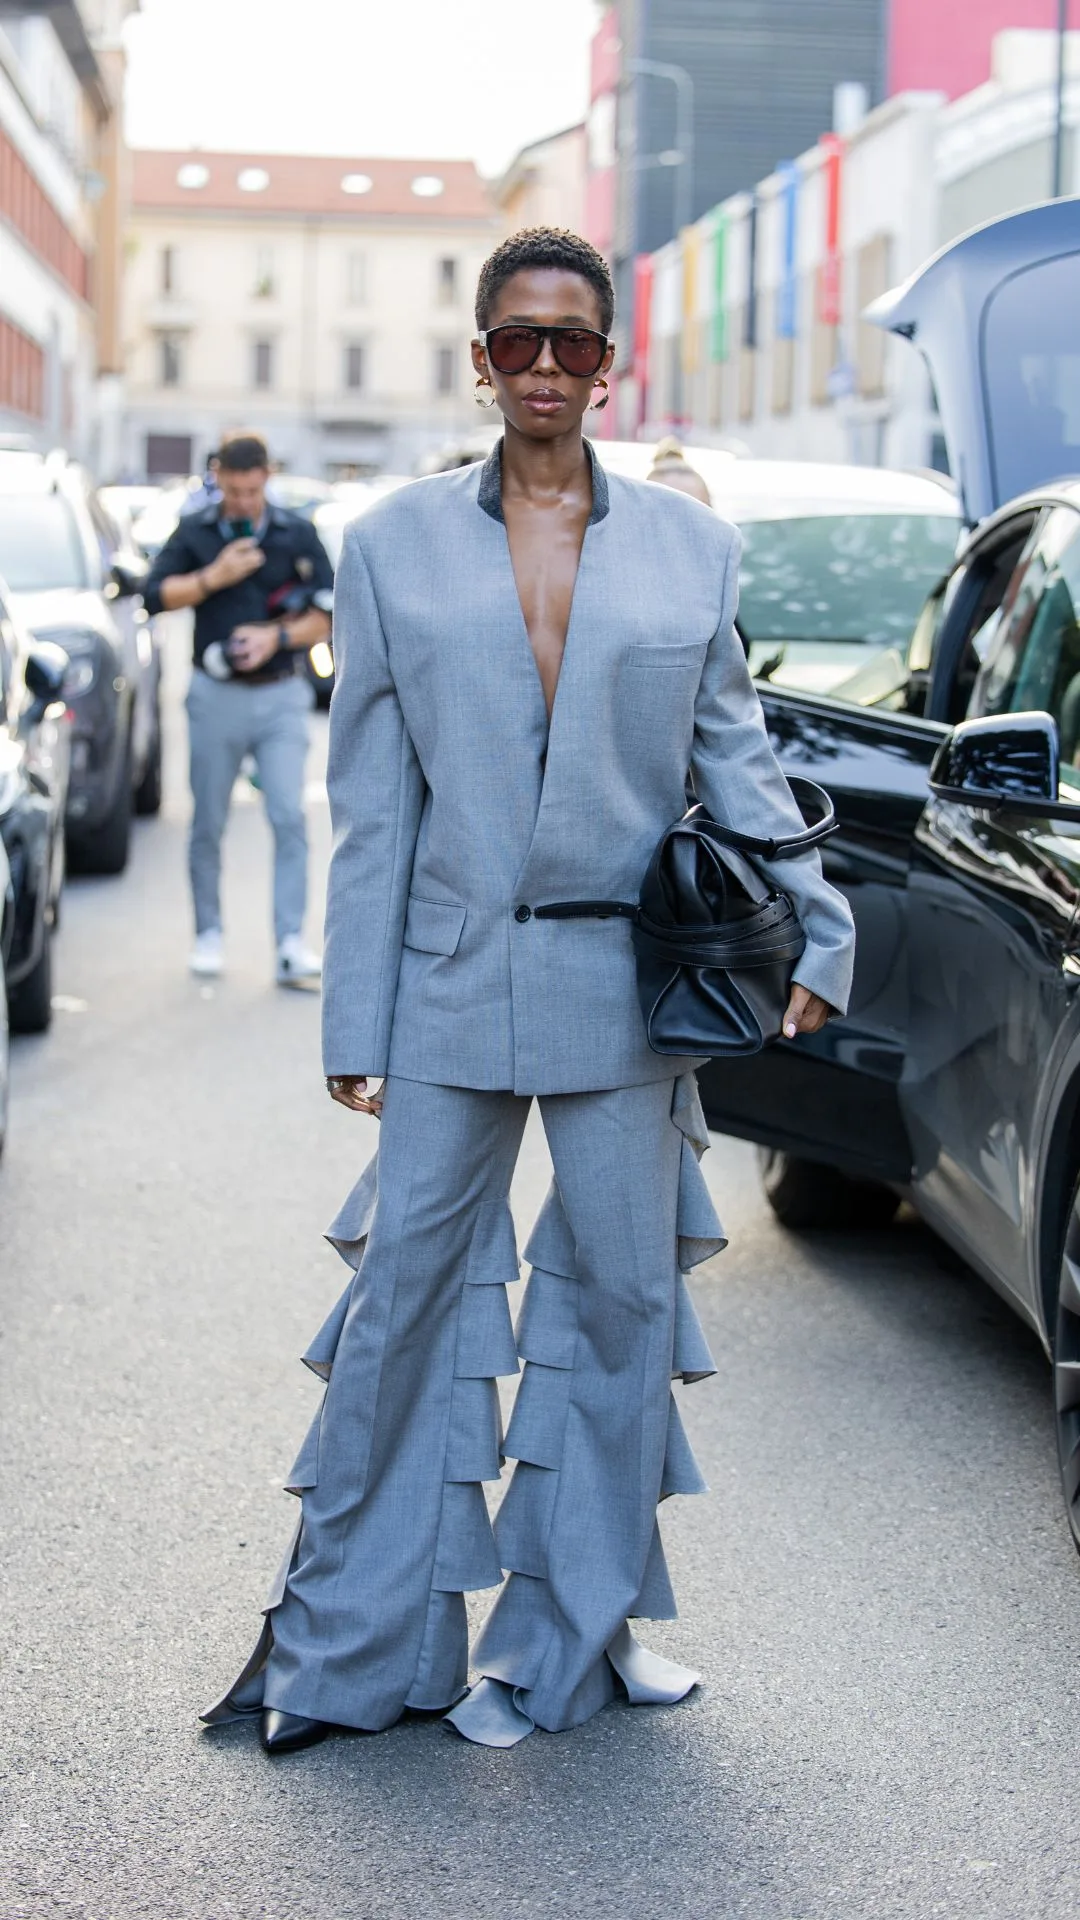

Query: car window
[969,507,1080,761]
[983,254,1080,505]
[0,493,89,592]
[739,512,959,698]
[939,519,1042,725]
[739,512,959,647]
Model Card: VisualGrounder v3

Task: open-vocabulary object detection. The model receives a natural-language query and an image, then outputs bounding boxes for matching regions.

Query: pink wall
[585,5,619,258]
[590,5,621,97]
[889,0,1071,99]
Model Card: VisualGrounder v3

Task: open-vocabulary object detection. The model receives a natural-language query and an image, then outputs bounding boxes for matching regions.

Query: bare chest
[503,498,591,720]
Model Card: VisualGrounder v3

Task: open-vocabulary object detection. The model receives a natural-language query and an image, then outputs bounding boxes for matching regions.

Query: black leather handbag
[534,778,837,1058]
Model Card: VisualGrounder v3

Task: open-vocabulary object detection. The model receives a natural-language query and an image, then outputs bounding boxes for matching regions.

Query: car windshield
[983,255,1080,505]
[0,493,89,591]
[737,513,959,646]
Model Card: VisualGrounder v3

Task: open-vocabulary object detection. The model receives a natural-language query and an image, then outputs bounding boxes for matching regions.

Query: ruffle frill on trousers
[200,1145,525,1729]
[447,1073,723,1746]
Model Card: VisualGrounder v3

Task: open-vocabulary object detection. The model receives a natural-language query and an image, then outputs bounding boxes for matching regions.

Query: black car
[0,447,162,874]
[0,589,69,1035]
[700,197,1080,1550]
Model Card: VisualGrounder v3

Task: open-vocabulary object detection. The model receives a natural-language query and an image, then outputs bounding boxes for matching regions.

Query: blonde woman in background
[646,437,712,506]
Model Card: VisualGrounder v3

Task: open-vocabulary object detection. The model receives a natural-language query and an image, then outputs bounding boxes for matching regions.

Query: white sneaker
[276,935,322,987]
[189,928,223,977]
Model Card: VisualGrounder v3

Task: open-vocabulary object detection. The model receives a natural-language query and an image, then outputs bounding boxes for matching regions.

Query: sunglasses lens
[555,330,606,377]
[488,327,541,374]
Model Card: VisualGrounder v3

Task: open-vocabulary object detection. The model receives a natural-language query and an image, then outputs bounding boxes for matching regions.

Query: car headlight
[62,656,96,697]
[34,629,102,700]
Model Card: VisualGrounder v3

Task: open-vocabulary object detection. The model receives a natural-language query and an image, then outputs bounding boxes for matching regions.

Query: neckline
[477,435,610,527]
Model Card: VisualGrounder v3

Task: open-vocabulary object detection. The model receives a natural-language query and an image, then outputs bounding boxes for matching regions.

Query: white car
[594,442,961,696]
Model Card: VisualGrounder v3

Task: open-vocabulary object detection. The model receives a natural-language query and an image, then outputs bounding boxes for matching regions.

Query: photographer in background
[144,431,333,985]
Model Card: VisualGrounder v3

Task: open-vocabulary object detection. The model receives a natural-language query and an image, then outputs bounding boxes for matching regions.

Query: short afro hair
[475,228,615,335]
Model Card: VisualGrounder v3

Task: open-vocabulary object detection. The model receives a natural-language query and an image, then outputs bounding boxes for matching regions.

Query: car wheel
[134,703,163,816]
[0,960,9,1161]
[1053,1172,1080,1554]
[8,922,52,1035]
[70,745,133,875]
[757,1147,901,1231]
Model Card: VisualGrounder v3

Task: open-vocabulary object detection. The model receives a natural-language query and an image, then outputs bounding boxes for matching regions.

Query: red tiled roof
[131,150,495,220]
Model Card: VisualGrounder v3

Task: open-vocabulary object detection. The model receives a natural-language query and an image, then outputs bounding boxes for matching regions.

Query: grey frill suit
[204,441,855,1747]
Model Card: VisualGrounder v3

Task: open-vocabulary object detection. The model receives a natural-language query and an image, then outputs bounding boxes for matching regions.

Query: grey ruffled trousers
[202,1071,724,1746]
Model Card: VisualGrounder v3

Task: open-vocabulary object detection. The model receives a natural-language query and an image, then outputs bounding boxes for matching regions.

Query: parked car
[595,442,961,694]
[0,590,68,1034]
[697,196,1080,1551]
[127,482,194,560]
[267,473,335,520]
[310,479,415,707]
[0,448,162,873]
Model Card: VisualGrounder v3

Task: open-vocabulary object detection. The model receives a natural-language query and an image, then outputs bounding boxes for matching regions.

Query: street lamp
[628,57,695,237]
[1053,0,1069,198]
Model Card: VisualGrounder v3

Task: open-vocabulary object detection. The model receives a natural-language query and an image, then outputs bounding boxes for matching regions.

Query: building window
[0,314,45,418]
[434,344,456,396]
[346,251,367,305]
[254,247,274,298]
[161,246,176,294]
[344,343,364,391]
[160,334,182,387]
[253,338,274,389]
[436,256,458,306]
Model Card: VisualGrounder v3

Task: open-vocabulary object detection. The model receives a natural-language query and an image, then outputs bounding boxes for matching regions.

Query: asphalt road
[3,624,1080,1919]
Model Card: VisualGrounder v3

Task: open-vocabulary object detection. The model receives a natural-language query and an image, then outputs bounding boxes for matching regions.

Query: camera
[202,582,331,681]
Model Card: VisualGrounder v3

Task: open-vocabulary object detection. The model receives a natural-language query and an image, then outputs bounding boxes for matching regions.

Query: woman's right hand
[326,1076,384,1116]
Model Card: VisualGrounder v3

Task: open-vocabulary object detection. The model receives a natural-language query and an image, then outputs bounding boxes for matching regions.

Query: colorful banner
[710,211,727,362]
[632,252,654,425]
[817,134,843,326]
[681,224,700,375]
[744,194,758,349]
[775,163,799,340]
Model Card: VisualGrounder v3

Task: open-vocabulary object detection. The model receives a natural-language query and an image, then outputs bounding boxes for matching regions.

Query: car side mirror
[929,711,1059,804]
[109,555,147,599]
[21,640,69,726]
[928,709,1080,822]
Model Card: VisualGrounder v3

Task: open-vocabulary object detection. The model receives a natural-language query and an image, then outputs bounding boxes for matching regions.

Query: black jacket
[144,502,334,679]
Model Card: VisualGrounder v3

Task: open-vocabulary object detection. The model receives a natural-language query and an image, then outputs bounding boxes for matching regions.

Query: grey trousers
[185,670,313,944]
[205,1072,725,1744]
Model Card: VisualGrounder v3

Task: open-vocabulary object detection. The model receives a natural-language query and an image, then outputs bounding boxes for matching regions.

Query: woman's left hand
[782,985,832,1039]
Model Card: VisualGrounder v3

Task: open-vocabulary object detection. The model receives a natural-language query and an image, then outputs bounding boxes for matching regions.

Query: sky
[123,0,599,178]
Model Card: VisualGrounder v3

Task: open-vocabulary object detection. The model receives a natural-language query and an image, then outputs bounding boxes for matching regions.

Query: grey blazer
[322,440,855,1095]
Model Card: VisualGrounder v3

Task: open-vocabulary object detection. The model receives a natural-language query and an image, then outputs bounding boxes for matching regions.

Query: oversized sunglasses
[479,324,610,380]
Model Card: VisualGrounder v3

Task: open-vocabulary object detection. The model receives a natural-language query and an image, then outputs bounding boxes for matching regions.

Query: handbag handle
[533,779,838,924]
[687,777,837,861]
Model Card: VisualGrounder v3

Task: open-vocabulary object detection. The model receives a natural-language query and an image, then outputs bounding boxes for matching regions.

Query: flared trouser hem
[201,1072,724,1742]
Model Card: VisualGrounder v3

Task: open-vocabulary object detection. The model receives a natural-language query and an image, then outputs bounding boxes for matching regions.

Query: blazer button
[514,904,532,923]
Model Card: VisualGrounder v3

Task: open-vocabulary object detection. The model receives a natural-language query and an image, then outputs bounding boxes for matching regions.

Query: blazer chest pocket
[626,641,709,671]
[404,894,467,956]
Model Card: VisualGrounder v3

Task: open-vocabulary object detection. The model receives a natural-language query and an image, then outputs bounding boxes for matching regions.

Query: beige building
[123,150,499,479]
[494,123,587,236]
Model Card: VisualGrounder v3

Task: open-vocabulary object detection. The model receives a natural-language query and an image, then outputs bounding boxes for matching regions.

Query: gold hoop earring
[589,376,610,412]
[474,375,496,409]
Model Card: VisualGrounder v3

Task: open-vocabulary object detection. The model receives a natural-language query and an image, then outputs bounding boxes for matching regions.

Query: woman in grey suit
[203,228,855,1754]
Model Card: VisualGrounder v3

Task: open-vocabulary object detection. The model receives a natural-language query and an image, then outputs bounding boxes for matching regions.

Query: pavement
[2,621,1080,1919]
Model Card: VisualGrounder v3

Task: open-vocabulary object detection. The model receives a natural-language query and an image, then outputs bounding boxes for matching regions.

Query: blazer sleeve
[689,529,856,1016]
[322,523,425,1077]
